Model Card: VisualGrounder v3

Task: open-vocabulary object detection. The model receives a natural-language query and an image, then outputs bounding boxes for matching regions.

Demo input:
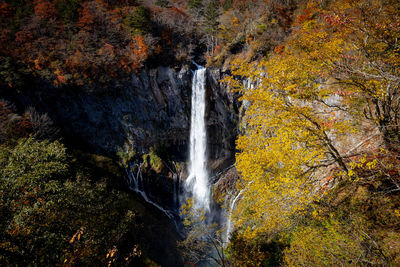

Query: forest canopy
[0,0,297,90]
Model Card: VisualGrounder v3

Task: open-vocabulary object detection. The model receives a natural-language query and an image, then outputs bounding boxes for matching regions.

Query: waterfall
[224,181,253,244]
[224,189,244,244]
[185,67,210,212]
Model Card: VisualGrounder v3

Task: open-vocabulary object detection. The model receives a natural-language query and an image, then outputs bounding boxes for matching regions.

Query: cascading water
[224,189,244,244]
[126,163,175,219]
[185,66,211,212]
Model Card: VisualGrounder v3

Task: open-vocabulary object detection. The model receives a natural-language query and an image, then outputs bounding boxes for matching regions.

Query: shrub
[148,147,163,173]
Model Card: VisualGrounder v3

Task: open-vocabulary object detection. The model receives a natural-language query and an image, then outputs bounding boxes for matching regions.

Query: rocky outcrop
[53,66,192,157]
[206,68,240,169]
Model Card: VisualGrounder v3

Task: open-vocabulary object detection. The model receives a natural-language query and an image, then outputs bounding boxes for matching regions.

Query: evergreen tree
[203,1,220,35]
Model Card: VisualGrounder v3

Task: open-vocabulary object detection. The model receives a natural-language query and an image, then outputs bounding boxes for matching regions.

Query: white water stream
[224,189,244,244]
[126,163,175,219]
[185,67,211,212]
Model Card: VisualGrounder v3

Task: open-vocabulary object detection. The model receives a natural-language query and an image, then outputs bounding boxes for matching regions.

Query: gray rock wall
[56,66,193,156]
[21,66,239,162]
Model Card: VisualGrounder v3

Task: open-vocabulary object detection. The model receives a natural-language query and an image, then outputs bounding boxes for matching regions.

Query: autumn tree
[225,43,352,240]
[179,199,228,267]
[326,0,400,151]
[223,0,400,264]
[283,148,400,266]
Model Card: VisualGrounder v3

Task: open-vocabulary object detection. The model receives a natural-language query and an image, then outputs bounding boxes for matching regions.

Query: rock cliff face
[206,68,240,169]
[45,66,192,157]
[1,64,240,209]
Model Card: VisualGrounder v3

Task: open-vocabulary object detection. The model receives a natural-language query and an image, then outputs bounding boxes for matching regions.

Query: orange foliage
[323,13,347,27]
[171,6,189,18]
[295,1,319,24]
[129,35,148,71]
[0,2,13,16]
[33,0,56,20]
[57,75,66,83]
[0,0,154,86]
[231,17,239,27]
[296,13,310,23]
[15,30,34,43]
[133,36,147,56]
[34,58,42,70]
[274,44,285,54]
[213,44,222,54]
[77,5,95,29]
[100,43,115,57]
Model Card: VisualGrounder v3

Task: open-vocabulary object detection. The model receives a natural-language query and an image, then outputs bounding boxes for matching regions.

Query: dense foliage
[0,0,298,90]
[0,100,160,266]
[0,0,153,88]
[224,0,400,265]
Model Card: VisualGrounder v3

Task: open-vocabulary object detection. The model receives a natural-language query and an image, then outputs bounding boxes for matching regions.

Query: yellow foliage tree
[283,219,365,266]
[224,0,400,240]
